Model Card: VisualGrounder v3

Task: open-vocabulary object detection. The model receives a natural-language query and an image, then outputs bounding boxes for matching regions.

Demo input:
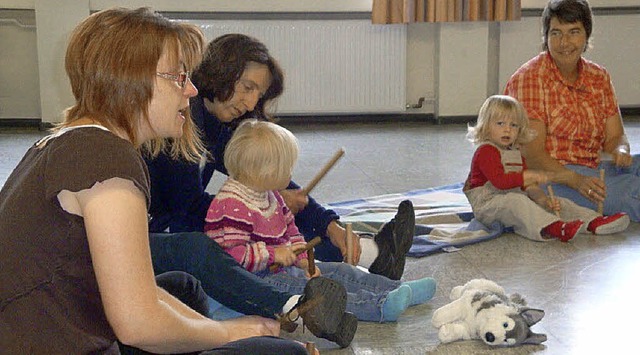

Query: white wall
[500,12,640,107]
[406,23,437,114]
[0,13,38,119]
[1,0,639,123]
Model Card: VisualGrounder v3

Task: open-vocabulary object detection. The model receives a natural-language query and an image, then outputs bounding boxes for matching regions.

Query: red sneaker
[587,213,630,235]
[542,220,584,242]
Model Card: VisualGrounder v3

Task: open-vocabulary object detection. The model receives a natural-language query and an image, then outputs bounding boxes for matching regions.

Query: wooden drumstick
[547,185,560,217]
[301,148,345,195]
[598,169,605,214]
[307,247,316,276]
[269,237,322,272]
[345,223,353,265]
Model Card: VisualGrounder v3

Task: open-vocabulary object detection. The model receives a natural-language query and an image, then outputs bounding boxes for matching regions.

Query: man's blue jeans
[149,232,292,319]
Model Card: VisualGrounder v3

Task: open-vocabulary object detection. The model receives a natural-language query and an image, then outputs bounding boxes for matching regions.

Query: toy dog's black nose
[485,332,495,343]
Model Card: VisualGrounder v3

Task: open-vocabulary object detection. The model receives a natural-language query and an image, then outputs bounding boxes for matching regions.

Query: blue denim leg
[207,297,244,320]
[155,271,210,317]
[149,232,292,319]
[264,263,402,322]
[549,158,640,221]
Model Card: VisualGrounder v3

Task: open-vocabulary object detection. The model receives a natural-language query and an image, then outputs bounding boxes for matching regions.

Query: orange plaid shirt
[504,52,620,168]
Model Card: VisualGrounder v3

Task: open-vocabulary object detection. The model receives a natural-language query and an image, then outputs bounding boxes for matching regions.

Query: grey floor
[3,119,640,354]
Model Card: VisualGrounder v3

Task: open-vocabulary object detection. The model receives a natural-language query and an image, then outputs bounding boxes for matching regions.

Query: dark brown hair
[191,33,284,121]
[542,0,593,52]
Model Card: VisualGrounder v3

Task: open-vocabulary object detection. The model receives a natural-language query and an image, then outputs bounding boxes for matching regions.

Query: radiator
[196,20,407,115]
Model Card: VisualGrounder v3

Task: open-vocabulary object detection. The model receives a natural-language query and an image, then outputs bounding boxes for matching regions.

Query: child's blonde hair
[466,95,535,146]
[224,119,298,190]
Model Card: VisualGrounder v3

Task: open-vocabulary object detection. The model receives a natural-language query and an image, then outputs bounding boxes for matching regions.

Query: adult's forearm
[119,288,229,352]
[604,133,630,155]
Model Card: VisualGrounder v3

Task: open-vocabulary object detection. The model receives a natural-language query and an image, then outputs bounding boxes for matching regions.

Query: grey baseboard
[0,119,42,129]
[2,106,639,129]
[277,113,435,125]
[622,106,640,117]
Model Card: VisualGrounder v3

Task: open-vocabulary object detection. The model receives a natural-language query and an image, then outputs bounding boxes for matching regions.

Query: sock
[358,237,379,269]
[402,277,437,306]
[282,295,300,315]
[381,284,411,322]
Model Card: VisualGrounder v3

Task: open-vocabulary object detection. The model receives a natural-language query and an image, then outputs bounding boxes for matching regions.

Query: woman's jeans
[119,271,306,355]
[549,156,640,221]
[260,262,401,323]
[149,232,292,319]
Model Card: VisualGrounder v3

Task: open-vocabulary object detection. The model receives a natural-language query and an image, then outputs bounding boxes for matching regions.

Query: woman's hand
[220,316,281,341]
[279,189,309,215]
[612,147,633,167]
[326,221,361,265]
[572,173,606,203]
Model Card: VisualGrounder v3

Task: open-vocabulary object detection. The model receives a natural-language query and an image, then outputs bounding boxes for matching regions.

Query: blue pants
[120,271,306,355]
[549,156,640,221]
[261,262,401,323]
[149,232,292,319]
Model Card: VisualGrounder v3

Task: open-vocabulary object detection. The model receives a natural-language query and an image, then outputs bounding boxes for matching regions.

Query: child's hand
[274,245,298,267]
[306,267,322,278]
[545,196,560,213]
[297,258,322,279]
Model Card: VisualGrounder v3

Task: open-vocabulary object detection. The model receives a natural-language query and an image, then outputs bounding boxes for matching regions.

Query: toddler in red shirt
[463,95,628,242]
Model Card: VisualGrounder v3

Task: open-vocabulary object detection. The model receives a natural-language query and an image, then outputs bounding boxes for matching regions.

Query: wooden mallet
[301,148,345,195]
[345,223,354,265]
[269,237,322,272]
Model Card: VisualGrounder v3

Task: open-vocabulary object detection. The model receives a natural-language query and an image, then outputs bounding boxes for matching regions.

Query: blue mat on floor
[326,183,507,257]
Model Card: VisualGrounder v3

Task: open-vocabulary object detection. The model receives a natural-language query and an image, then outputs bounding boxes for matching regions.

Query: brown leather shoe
[281,277,357,347]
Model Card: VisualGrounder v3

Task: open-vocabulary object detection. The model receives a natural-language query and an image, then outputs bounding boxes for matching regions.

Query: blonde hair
[224,119,298,190]
[466,95,535,146]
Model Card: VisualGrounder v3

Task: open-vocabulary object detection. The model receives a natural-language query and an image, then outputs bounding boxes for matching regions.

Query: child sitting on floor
[204,119,436,328]
[463,95,629,242]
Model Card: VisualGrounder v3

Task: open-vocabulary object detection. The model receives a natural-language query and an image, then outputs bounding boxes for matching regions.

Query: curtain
[371,0,521,24]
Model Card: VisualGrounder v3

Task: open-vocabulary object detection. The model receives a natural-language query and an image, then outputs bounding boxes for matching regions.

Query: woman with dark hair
[146,33,415,281]
[0,8,316,354]
[504,0,638,222]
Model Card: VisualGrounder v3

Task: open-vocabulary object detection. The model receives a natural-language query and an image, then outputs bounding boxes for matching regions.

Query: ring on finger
[588,188,593,196]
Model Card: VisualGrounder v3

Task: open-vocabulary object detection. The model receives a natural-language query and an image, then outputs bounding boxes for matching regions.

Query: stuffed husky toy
[431,279,547,347]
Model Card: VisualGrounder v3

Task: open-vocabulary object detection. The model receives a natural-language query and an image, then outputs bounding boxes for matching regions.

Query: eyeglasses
[156,71,190,89]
